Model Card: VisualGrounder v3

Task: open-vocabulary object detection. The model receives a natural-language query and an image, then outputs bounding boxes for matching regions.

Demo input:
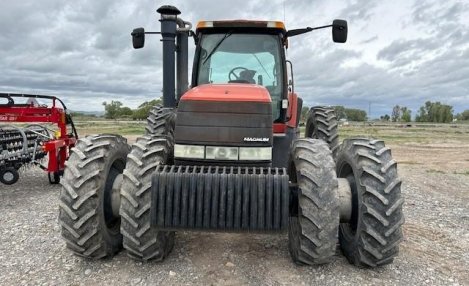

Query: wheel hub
[338,178,352,223]
[3,171,14,182]
[111,173,123,218]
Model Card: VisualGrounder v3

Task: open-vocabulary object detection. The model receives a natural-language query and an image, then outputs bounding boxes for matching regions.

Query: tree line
[103,99,468,123]
[381,101,466,123]
[300,105,368,122]
[455,110,469,121]
[102,99,162,120]
[382,105,412,122]
[415,101,453,123]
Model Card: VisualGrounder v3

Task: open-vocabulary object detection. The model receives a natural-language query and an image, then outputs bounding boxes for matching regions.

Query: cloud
[338,0,378,22]
[360,35,378,44]
[0,0,467,119]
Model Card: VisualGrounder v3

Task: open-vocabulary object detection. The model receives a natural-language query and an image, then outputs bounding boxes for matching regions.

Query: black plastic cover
[151,165,290,232]
[175,100,273,147]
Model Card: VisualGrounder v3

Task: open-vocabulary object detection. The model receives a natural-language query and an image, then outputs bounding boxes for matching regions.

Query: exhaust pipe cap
[157,5,181,16]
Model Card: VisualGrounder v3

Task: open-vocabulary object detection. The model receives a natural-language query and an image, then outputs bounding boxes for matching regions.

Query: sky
[0,0,468,118]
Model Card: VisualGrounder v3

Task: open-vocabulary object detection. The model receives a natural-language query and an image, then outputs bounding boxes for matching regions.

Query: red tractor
[58,6,403,267]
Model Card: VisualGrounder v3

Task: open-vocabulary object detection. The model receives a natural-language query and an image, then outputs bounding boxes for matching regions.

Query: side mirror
[131,27,145,49]
[332,19,347,43]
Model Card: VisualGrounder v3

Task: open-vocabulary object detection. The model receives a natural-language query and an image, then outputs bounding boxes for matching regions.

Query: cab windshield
[196,33,283,120]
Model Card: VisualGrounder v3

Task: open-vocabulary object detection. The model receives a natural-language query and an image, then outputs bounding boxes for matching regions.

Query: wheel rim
[337,162,359,238]
[3,171,14,182]
[103,158,126,234]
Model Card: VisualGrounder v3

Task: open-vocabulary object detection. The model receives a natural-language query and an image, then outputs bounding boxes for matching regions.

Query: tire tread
[337,139,404,267]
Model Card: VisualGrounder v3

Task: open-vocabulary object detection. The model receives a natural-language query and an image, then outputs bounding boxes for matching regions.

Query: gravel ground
[1,143,468,286]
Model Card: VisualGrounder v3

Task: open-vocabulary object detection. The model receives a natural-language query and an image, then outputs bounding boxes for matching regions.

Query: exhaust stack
[157,5,179,108]
[157,5,190,108]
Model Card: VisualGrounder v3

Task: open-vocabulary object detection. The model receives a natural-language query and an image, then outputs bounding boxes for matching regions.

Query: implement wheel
[120,135,175,261]
[59,134,130,258]
[288,138,340,265]
[336,138,404,267]
[0,167,19,185]
[48,172,61,184]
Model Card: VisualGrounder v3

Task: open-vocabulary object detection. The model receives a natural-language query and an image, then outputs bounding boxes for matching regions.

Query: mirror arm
[286,24,333,38]
[130,31,161,37]
[309,24,333,30]
[132,31,196,40]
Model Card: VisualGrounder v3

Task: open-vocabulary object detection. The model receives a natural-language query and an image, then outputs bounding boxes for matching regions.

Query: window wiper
[202,31,233,65]
[252,54,271,79]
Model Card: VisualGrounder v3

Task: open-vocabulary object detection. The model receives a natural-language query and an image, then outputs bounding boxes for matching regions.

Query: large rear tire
[305,106,339,158]
[288,138,340,265]
[59,134,130,258]
[120,135,175,261]
[336,138,404,267]
[145,105,176,137]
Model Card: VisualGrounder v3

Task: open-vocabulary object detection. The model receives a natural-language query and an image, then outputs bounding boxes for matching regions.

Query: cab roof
[196,20,286,34]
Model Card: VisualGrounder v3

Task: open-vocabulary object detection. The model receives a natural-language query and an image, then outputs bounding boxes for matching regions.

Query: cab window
[197,33,283,120]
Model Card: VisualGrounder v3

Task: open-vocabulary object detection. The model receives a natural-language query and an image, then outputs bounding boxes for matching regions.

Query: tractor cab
[193,21,288,121]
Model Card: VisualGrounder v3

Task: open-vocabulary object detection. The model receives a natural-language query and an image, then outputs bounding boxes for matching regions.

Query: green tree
[391,105,400,122]
[390,105,411,122]
[415,101,453,123]
[120,107,133,117]
[132,99,162,120]
[380,114,390,121]
[401,110,411,122]
[300,106,309,123]
[400,106,412,122]
[102,101,137,119]
[103,101,123,119]
[345,108,367,121]
[460,110,469,121]
[333,105,347,120]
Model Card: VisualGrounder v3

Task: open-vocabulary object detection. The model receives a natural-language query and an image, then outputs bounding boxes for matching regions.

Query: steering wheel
[228,66,249,81]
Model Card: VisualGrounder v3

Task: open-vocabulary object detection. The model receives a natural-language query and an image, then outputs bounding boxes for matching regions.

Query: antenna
[284,1,288,56]
[283,1,286,24]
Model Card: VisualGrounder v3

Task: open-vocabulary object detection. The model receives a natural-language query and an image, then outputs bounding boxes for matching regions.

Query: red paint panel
[181,84,272,103]
[287,92,298,128]
[273,123,286,133]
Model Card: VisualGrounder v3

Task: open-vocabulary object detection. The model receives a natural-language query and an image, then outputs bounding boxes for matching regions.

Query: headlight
[174,144,205,159]
[206,146,239,160]
[174,144,272,161]
[239,147,272,161]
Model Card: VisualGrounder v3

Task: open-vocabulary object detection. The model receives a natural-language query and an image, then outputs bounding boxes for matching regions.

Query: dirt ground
[1,135,468,285]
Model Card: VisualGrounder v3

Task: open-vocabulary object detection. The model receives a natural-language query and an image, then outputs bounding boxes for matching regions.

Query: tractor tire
[59,134,130,259]
[120,135,175,261]
[305,106,339,158]
[0,167,19,185]
[145,105,176,137]
[288,138,340,265]
[336,138,404,267]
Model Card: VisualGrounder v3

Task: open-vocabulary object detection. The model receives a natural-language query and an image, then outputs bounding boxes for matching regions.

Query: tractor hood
[174,83,273,166]
[180,84,271,103]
